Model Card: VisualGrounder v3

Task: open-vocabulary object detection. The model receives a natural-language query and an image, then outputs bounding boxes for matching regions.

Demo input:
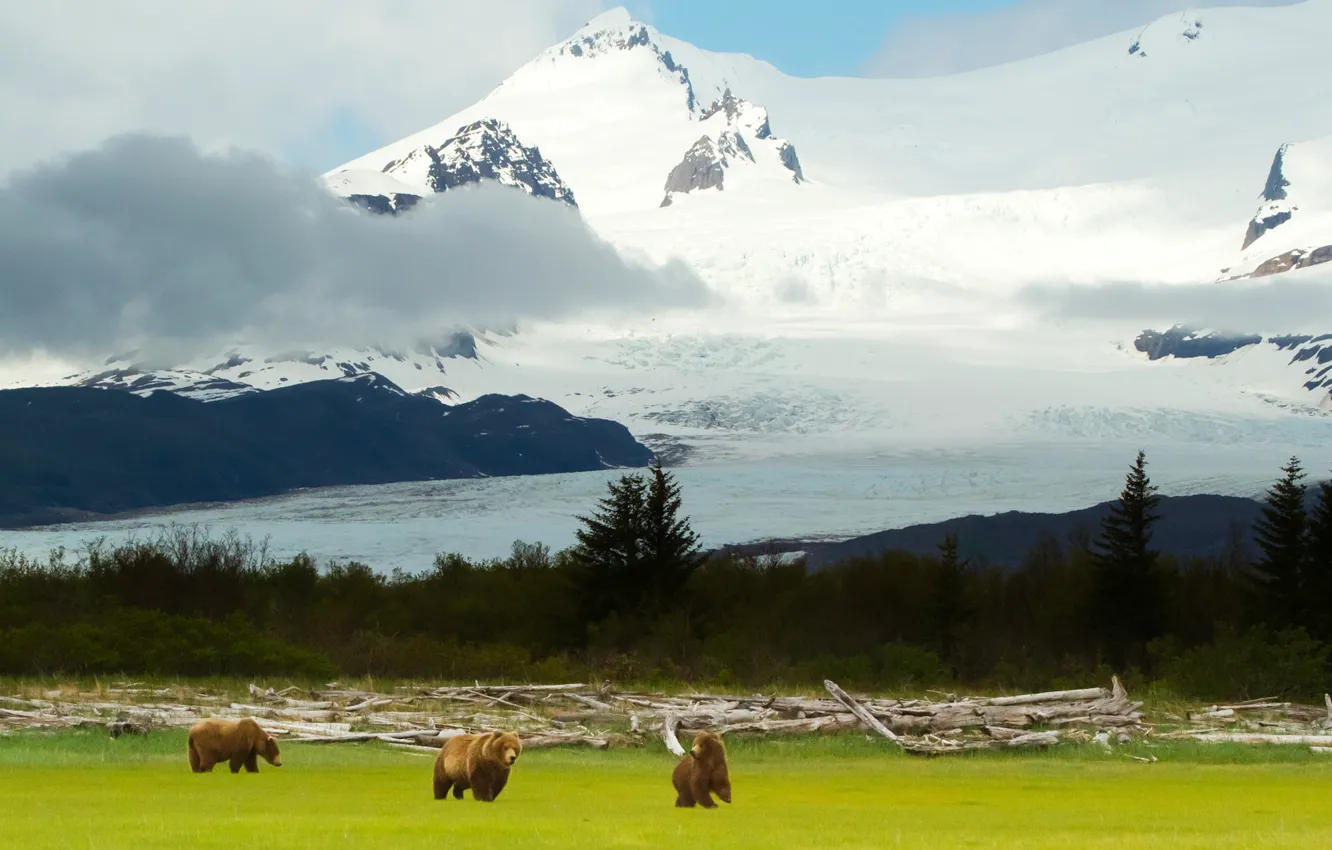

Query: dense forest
[2,454,1330,700]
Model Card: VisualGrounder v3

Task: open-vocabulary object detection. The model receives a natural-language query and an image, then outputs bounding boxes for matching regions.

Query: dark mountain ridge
[0,374,652,528]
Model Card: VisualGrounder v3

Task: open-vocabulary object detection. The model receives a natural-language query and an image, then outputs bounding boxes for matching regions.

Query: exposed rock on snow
[557,9,698,112]
[660,88,804,207]
[1134,326,1262,361]
[1242,144,1294,249]
[329,119,575,213]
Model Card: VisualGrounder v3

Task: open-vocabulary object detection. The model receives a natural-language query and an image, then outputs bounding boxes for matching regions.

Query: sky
[622,0,1012,78]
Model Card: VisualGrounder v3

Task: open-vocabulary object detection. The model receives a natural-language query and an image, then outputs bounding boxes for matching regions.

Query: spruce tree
[1091,450,1163,672]
[641,459,704,619]
[1306,478,1332,641]
[1252,457,1309,631]
[572,472,647,624]
[932,532,971,677]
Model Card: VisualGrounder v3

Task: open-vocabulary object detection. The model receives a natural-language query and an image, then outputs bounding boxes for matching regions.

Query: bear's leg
[434,776,452,800]
[690,776,717,809]
[187,740,202,773]
[452,783,466,800]
[716,779,732,804]
[491,772,510,801]
[244,750,259,773]
[471,777,494,802]
[229,753,246,774]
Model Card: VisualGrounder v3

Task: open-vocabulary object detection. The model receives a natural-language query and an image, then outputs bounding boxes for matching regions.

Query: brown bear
[187,717,282,773]
[672,730,731,808]
[433,731,523,802]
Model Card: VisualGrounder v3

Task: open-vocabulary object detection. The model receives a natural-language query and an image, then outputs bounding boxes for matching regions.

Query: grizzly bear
[672,730,731,808]
[187,717,282,773]
[433,731,523,802]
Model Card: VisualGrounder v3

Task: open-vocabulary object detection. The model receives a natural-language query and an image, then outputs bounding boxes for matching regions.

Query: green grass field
[2,731,1331,849]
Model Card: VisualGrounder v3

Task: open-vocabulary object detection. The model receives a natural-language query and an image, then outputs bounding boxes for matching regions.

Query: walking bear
[672,730,731,808]
[187,717,282,773]
[433,731,523,802]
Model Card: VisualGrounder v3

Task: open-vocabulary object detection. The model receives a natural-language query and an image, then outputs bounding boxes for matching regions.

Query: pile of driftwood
[1161,695,1332,751]
[7,677,1332,756]
[0,678,1152,757]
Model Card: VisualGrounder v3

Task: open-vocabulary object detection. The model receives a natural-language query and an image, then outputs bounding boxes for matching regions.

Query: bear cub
[433,731,523,802]
[187,717,282,773]
[672,730,731,808]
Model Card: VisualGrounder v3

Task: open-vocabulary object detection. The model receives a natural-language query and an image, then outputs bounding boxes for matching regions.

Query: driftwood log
[4,677,1326,756]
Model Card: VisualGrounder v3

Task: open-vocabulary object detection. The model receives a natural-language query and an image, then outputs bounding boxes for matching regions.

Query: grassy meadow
[2,730,1331,849]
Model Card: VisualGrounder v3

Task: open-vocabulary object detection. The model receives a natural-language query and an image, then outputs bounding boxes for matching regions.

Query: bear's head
[487,731,523,767]
[260,734,282,767]
[690,730,725,764]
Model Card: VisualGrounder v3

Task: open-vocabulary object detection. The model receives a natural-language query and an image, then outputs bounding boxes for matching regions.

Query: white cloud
[865,0,1301,78]
[0,134,711,364]
[0,0,606,177]
[1018,265,1332,332]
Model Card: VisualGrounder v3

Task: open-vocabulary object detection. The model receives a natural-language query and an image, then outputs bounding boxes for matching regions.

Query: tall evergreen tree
[641,459,704,619]
[932,532,971,677]
[1307,478,1332,641]
[1252,457,1309,631]
[572,461,704,631]
[1091,450,1163,672]
[572,473,647,625]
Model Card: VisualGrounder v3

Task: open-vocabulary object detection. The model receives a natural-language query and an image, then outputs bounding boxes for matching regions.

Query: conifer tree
[572,460,703,627]
[932,532,971,677]
[1307,478,1332,641]
[1091,450,1162,672]
[572,472,647,624]
[1254,458,1311,631]
[641,459,704,619]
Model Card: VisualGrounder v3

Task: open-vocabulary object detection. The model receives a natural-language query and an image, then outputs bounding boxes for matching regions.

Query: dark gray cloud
[1018,271,1332,332]
[865,0,1301,78]
[0,134,711,363]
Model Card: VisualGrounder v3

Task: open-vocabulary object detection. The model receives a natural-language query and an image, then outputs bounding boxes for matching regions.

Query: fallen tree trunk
[823,680,902,745]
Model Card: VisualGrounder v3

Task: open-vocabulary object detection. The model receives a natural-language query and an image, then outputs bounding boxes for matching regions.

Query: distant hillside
[0,375,652,528]
[799,493,1278,570]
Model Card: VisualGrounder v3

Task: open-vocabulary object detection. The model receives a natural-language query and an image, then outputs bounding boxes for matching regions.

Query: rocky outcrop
[1136,327,1332,401]
[1134,326,1261,361]
[380,119,576,207]
[347,192,422,216]
[1248,245,1332,278]
[659,88,805,207]
[1242,143,1294,249]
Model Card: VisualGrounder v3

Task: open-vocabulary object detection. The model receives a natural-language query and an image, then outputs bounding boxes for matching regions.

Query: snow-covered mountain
[15,2,1332,456]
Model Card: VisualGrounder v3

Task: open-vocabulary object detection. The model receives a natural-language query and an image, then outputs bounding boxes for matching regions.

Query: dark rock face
[421,119,576,206]
[343,120,576,217]
[778,142,805,184]
[1247,245,1332,278]
[346,193,422,216]
[1262,144,1291,202]
[1137,327,1332,400]
[0,375,654,528]
[1242,143,1293,249]
[660,136,730,206]
[660,88,804,205]
[1134,326,1261,360]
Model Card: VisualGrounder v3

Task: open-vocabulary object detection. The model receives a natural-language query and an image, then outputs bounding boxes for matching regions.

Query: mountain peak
[577,7,636,35]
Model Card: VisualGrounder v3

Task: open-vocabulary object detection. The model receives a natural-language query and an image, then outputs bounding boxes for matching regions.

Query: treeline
[2,456,1331,700]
